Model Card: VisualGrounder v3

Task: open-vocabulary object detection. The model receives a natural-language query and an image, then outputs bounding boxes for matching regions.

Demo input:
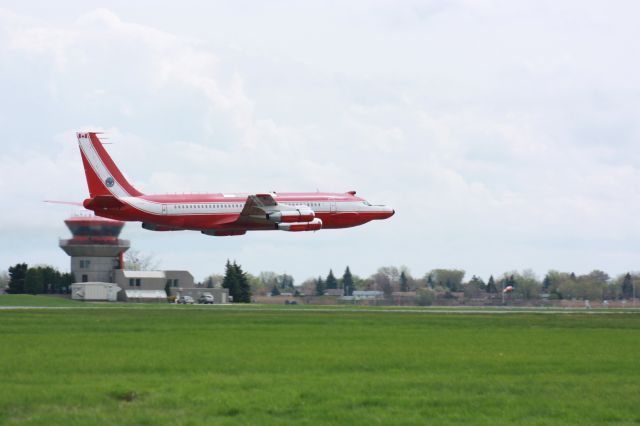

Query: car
[198,293,214,304]
[177,295,194,304]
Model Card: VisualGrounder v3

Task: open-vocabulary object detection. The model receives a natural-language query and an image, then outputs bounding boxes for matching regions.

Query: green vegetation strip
[1,308,639,425]
[2,295,640,314]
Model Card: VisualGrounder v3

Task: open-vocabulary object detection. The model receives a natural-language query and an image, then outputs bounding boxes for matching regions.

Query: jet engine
[276,218,322,232]
[142,222,181,232]
[267,208,315,223]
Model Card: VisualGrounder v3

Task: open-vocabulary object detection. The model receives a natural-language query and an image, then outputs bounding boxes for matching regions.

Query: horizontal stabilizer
[44,200,83,207]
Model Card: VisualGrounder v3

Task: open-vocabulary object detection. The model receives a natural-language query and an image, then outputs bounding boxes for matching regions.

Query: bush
[416,288,436,306]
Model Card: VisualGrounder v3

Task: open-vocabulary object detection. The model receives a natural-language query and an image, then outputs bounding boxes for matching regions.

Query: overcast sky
[1,1,640,283]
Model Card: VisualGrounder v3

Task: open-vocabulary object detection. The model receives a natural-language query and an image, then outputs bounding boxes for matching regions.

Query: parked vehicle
[177,295,194,304]
[198,293,214,304]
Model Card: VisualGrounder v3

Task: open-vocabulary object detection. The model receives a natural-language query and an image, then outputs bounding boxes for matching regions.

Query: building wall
[165,270,194,289]
[70,282,121,301]
[114,270,166,291]
[71,256,119,283]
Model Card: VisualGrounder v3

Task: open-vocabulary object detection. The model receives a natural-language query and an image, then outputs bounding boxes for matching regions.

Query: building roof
[122,270,166,279]
[71,282,120,287]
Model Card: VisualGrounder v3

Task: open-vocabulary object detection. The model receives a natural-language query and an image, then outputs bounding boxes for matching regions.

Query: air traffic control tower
[59,215,130,283]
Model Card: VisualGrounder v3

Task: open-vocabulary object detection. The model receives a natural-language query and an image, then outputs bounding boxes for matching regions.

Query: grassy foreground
[0,308,639,425]
[0,294,86,307]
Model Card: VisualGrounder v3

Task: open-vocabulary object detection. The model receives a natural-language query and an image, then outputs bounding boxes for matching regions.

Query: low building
[345,290,384,301]
[114,270,194,302]
[71,282,121,302]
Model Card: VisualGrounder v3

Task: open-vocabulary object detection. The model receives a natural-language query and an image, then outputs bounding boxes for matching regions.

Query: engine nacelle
[276,218,322,232]
[267,209,315,223]
[142,222,181,232]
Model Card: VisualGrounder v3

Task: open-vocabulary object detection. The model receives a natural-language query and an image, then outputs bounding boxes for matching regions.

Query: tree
[542,274,552,292]
[504,270,540,300]
[165,279,172,296]
[58,273,74,294]
[271,285,281,296]
[222,261,251,303]
[325,270,338,290]
[276,274,295,291]
[426,274,434,289]
[315,276,326,296]
[342,267,354,296]
[486,275,497,294]
[124,249,160,271]
[571,270,610,301]
[234,262,252,303]
[24,268,44,295]
[544,270,572,299]
[8,263,28,294]
[222,260,239,302]
[298,278,317,296]
[203,274,223,289]
[38,265,59,294]
[464,275,485,299]
[429,269,465,292]
[399,271,409,292]
[622,273,634,300]
[416,288,436,306]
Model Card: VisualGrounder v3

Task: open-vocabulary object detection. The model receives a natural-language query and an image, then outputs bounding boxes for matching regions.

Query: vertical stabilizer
[77,132,143,198]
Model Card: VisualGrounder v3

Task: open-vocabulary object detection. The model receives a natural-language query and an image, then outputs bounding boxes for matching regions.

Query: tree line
[205,266,639,303]
[3,264,74,295]
[2,261,638,304]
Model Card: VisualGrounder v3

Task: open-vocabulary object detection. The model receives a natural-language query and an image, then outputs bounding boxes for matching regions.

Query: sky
[1,0,640,283]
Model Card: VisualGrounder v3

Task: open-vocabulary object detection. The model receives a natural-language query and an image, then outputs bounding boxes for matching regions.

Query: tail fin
[77,132,143,198]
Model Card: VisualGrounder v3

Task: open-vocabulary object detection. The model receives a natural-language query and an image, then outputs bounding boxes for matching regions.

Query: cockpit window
[363,201,371,206]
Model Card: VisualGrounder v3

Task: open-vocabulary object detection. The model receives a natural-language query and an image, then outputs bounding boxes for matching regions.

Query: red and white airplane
[76,132,394,236]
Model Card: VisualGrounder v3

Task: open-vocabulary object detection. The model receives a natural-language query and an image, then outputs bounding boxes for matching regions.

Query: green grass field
[1,305,639,425]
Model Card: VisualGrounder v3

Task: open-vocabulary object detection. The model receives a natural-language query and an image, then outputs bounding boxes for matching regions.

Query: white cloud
[1,2,640,282]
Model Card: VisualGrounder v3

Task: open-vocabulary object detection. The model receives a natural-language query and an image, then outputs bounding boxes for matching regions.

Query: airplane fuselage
[96,192,392,232]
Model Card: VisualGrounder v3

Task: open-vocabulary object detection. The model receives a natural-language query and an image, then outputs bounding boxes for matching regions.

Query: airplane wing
[240,193,278,216]
[216,193,279,228]
[204,194,318,236]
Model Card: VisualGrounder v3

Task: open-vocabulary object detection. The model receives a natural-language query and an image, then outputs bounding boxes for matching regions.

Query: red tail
[77,132,143,198]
